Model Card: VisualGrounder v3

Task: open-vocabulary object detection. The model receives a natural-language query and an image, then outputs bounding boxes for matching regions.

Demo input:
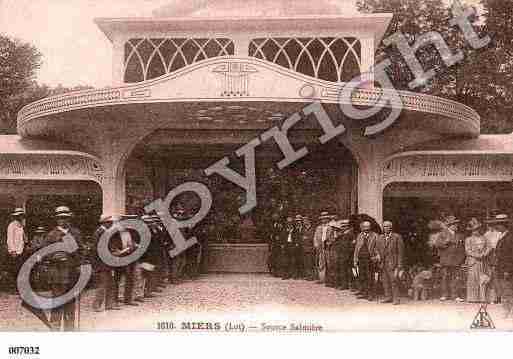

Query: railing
[17,58,480,135]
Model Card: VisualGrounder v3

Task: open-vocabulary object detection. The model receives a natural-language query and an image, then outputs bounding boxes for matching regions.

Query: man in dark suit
[491,214,513,316]
[92,215,121,312]
[376,221,404,305]
[337,219,355,290]
[300,216,315,281]
[326,220,342,288]
[293,215,305,279]
[353,221,379,301]
[140,215,164,299]
[281,216,301,280]
[269,213,283,277]
[44,206,86,331]
[112,215,140,307]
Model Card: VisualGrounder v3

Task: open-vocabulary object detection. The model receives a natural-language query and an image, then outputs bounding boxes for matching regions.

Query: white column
[102,167,127,216]
[357,163,383,223]
[112,36,126,86]
[337,164,353,218]
[359,37,375,86]
[101,151,127,216]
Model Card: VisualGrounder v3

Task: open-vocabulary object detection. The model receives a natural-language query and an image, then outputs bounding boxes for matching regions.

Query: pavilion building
[3,0,512,272]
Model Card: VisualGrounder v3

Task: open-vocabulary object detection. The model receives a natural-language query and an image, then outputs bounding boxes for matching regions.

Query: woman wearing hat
[464,218,491,303]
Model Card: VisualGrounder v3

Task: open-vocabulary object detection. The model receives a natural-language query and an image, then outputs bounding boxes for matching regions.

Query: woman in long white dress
[465,218,491,303]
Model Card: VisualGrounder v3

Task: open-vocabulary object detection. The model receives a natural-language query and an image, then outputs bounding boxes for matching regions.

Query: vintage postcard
[1,0,513,349]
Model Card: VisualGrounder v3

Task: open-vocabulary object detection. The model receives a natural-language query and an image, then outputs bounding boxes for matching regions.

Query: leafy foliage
[0,35,41,133]
[357,0,513,133]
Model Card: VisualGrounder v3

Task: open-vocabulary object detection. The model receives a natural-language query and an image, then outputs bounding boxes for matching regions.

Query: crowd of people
[267,210,513,313]
[268,211,405,304]
[4,202,513,331]
[3,205,205,331]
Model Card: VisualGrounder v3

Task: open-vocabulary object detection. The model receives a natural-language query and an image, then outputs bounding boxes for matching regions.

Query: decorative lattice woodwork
[124,38,235,83]
[249,37,361,82]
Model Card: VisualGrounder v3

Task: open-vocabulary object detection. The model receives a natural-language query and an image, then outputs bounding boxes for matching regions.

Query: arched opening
[383,181,513,268]
[123,128,358,273]
[0,180,102,292]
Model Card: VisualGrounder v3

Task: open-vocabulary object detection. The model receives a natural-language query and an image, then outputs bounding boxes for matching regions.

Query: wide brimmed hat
[444,215,460,226]
[55,206,73,218]
[466,217,482,231]
[295,215,303,222]
[383,221,393,228]
[11,208,25,217]
[151,215,162,223]
[99,214,122,223]
[34,226,46,233]
[121,214,138,220]
[319,211,331,220]
[486,214,510,225]
[141,214,160,223]
[141,214,154,223]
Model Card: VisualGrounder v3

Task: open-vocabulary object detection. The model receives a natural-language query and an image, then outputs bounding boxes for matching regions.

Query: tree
[482,0,513,57]
[358,0,513,133]
[0,82,52,134]
[0,35,42,133]
[0,35,41,98]
[0,82,95,135]
[357,0,463,93]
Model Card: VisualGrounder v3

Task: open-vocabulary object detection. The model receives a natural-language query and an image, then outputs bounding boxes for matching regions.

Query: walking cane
[375,270,380,304]
[77,289,81,331]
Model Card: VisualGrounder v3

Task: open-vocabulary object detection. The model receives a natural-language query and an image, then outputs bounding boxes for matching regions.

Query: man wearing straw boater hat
[111,214,140,308]
[281,215,301,280]
[139,214,162,300]
[44,206,85,331]
[488,214,513,316]
[30,226,47,253]
[92,214,122,312]
[7,208,27,282]
[313,211,333,283]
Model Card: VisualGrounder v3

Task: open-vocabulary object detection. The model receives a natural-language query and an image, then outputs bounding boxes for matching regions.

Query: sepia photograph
[1,1,513,350]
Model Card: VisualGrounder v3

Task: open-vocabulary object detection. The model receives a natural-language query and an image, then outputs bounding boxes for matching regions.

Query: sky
[0,0,174,87]
[0,0,479,88]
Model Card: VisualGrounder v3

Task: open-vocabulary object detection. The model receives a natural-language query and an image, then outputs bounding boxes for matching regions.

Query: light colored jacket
[313,224,332,250]
[7,220,25,256]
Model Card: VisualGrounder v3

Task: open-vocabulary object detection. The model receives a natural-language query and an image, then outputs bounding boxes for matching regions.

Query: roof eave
[94,13,393,49]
